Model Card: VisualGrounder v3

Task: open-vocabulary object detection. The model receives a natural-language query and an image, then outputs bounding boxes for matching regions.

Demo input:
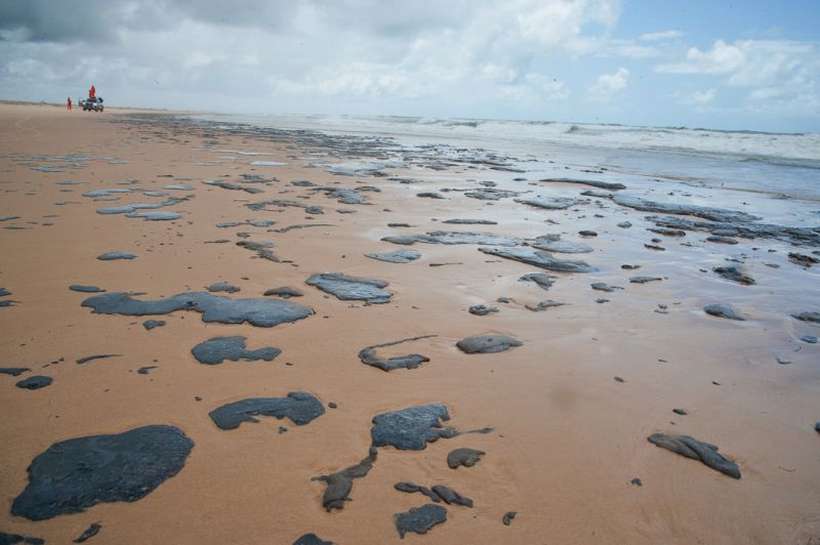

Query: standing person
[89,84,96,99]
[66,97,72,111]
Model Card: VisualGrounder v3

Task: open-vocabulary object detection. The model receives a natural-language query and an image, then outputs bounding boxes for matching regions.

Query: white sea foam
[235,114,820,167]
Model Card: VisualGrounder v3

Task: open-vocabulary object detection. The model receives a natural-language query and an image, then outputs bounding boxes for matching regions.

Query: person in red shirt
[89,85,96,99]
[66,97,72,111]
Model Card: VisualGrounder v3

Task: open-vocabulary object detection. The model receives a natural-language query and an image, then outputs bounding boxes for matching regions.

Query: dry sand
[1,103,819,545]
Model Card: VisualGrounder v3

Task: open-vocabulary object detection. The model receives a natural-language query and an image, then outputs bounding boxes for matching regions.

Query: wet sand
[1,103,819,544]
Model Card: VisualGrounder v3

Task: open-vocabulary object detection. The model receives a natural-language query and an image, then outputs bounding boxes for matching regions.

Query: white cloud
[602,40,660,59]
[656,39,818,87]
[639,30,683,42]
[588,67,629,101]
[1,1,818,128]
[182,51,221,70]
[656,40,745,75]
[745,85,820,116]
[480,64,518,84]
[656,39,820,115]
[515,0,620,51]
[675,88,716,107]
[691,88,716,105]
[524,74,570,100]
[314,63,424,98]
[749,87,785,101]
[502,73,570,101]
[0,0,625,113]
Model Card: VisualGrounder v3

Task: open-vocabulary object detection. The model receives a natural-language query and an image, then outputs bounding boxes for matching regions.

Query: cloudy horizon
[1,0,819,133]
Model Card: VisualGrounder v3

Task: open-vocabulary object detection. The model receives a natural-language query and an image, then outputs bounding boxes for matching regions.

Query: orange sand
[1,103,819,545]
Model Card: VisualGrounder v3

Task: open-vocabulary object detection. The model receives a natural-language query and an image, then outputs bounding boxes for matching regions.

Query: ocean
[194,112,820,224]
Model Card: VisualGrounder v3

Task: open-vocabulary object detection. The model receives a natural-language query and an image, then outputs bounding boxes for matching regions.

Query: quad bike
[80,96,104,112]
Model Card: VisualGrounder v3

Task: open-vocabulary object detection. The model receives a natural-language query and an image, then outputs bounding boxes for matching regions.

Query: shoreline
[0,98,193,115]
[6,97,815,138]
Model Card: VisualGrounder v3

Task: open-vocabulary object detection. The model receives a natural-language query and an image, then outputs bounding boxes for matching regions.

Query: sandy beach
[1,102,819,545]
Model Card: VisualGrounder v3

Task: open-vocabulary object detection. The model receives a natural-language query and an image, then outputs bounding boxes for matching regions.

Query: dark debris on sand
[704,303,745,321]
[15,376,52,390]
[312,449,378,511]
[469,304,498,316]
[12,425,194,520]
[456,334,522,354]
[0,531,45,545]
[82,291,314,327]
[365,249,421,264]
[292,534,334,545]
[539,178,626,191]
[76,354,121,365]
[206,281,240,293]
[358,335,436,372]
[305,273,392,303]
[69,285,105,293]
[142,319,166,330]
[479,247,595,273]
[73,522,102,543]
[394,482,473,507]
[314,403,490,511]
[713,266,755,285]
[96,251,136,261]
[371,404,459,450]
[447,447,485,469]
[0,367,30,376]
[191,336,280,365]
[647,433,740,479]
[263,287,303,298]
[209,392,325,430]
[394,504,448,539]
[519,272,556,291]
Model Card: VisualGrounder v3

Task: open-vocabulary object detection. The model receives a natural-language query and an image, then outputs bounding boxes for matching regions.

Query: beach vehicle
[80,97,104,112]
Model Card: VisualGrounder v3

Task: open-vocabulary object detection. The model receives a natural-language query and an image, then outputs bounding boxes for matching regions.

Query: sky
[1,0,819,132]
